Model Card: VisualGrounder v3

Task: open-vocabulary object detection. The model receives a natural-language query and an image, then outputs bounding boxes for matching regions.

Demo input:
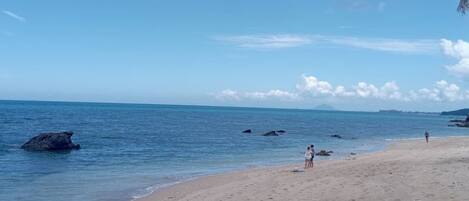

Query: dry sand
[140,137,469,201]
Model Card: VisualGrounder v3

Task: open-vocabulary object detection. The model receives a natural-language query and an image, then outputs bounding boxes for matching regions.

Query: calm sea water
[1,100,468,201]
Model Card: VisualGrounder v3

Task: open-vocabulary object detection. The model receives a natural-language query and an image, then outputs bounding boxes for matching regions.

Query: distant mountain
[441,108,469,116]
[314,104,336,111]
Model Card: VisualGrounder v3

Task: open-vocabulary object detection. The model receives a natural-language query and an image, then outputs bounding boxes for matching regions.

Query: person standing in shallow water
[425,131,429,143]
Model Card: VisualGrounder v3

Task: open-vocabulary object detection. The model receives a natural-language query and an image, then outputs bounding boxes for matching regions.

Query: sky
[1,0,469,112]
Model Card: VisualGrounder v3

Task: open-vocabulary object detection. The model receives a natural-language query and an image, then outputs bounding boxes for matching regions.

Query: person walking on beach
[304,146,312,169]
[310,144,315,168]
[425,131,429,143]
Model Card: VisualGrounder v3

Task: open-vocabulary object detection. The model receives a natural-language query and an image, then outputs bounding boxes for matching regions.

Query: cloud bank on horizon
[214,37,469,104]
[215,74,469,103]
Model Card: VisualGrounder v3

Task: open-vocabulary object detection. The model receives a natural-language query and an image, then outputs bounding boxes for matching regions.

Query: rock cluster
[316,150,333,156]
[449,114,469,128]
[242,129,287,136]
[262,131,279,136]
[330,134,342,139]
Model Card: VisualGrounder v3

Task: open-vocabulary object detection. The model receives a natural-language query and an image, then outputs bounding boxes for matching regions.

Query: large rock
[449,114,469,128]
[21,131,81,151]
[262,131,279,136]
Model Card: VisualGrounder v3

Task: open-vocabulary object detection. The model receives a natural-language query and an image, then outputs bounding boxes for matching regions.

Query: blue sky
[1,0,469,111]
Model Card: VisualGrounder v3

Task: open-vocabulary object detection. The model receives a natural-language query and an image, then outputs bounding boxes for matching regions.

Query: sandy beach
[140,137,469,201]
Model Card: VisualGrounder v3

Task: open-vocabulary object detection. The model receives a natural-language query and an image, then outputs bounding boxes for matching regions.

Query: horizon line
[0,99,447,114]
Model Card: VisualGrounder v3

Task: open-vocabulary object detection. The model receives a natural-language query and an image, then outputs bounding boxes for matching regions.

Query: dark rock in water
[242,129,252,133]
[262,131,279,136]
[330,134,342,139]
[350,152,357,155]
[21,131,81,151]
[316,150,333,156]
[276,130,286,133]
[448,114,469,128]
[456,122,469,127]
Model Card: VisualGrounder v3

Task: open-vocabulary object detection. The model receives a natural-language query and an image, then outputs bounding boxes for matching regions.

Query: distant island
[378,109,402,113]
[314,104,336,111]
[441,108,469,116]
[378,109,437,115]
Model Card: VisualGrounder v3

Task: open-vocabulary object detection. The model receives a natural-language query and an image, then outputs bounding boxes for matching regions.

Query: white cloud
[334,85,356,97]
[354,82,379,98]
[216,34,438,54]
[441,39,469,78]
[214,89,299,101]
[410,88,440,102]
[214,75,469,103]
[215,34,312,49]
[2,10,26,22]
[379,81,403,100]
[245,90,300,101]
[296,75,334,95]
[405,80,465,102]
[215,89,240,101]
[296,75,405,100]
[317,35,437,54]
[436,80,462,101]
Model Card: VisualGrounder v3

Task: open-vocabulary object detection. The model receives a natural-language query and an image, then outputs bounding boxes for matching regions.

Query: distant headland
[441,108,469,116]
[378,109,438,115]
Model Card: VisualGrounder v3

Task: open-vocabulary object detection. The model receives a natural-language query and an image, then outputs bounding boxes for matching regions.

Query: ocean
[0,100,467,201]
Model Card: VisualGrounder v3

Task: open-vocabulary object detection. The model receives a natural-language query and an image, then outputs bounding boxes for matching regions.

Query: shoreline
[132,142,388,200]
[138,136,469,201]
[133,146,382,200]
